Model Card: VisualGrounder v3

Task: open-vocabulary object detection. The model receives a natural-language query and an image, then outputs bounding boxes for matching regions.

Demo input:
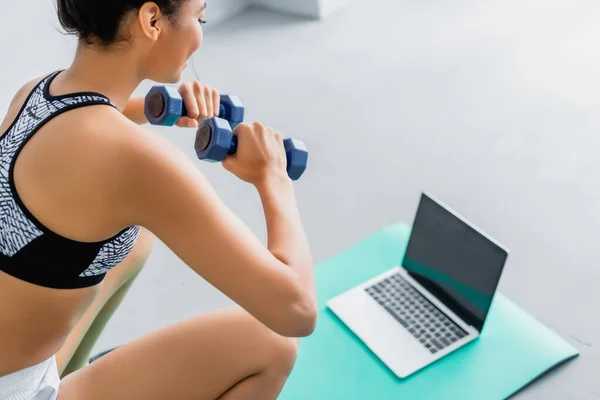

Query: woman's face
[143,0,206,83]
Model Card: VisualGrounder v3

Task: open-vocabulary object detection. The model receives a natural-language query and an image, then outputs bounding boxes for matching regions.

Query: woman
[0,0,317,398]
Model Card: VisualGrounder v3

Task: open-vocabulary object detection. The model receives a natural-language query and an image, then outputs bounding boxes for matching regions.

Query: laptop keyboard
[365,272,468,354]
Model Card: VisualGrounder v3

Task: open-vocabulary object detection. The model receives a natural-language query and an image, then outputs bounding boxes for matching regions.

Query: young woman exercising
[0,1,317,399]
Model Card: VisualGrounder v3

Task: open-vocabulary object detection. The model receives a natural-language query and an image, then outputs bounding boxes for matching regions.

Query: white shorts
[0,356,61,400]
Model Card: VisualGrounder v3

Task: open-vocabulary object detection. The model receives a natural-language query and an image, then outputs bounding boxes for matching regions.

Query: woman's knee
[267,335,300,376]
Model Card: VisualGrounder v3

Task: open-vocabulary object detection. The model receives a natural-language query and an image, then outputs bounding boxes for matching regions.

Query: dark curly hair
[56,0,188,46]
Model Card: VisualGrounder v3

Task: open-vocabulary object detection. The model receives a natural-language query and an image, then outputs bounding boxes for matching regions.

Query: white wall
[317,0,355,18]
[204,0,250,28]
[252,0,319,18]
[252,0,355,18]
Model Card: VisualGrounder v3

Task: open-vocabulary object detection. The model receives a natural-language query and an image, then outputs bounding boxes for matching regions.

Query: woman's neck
[57,43,145,111]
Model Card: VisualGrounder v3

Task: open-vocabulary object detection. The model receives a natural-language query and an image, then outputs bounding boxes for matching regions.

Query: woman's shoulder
[0,74,49,135]
[14,73,48,99]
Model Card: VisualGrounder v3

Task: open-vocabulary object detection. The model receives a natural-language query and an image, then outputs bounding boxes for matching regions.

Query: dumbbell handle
[224,136,300,158]
[181,102,228,121]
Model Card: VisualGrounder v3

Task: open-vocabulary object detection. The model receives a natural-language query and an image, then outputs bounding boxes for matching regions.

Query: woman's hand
[222,122,290,186]
[175,81,221,128]
[122,81,220,126]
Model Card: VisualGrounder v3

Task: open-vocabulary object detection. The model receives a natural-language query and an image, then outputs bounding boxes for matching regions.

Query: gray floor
[2,0,599,398]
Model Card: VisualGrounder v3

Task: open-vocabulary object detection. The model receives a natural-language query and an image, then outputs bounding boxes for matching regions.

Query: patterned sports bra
[0,70,141,289]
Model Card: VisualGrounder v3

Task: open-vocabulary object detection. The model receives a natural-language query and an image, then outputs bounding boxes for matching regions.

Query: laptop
[326,192,509,378]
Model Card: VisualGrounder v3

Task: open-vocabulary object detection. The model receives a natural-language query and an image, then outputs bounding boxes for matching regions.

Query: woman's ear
[138,2,163,41]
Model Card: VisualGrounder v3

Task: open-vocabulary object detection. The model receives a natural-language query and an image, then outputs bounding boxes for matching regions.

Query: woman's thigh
[56,307,299,400]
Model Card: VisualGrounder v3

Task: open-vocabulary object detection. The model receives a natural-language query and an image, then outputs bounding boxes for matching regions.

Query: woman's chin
[155,65,186,84]
[167,69,184,84]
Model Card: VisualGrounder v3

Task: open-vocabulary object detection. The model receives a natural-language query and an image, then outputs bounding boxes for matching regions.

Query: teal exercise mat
[280,222,579,400]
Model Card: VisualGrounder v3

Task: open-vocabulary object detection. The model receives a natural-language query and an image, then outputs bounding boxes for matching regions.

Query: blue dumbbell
[144,86,244,128]
[195,117,309,181]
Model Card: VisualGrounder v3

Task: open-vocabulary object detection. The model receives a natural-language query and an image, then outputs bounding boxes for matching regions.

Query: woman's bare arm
[122,97,148,125]
[114,120,317,337]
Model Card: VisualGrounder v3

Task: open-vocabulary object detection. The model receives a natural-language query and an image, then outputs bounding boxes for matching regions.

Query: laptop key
[382,305,409,328]
[431,338,443,349]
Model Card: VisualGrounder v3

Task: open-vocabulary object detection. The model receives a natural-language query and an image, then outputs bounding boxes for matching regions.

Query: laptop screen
[401,193,508,331]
